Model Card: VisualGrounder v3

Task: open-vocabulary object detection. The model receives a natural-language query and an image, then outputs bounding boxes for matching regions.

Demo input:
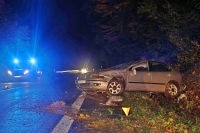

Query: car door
[149,61,172,92]
[126,61,152,91]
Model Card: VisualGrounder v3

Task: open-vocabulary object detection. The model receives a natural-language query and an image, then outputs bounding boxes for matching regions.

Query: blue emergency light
[14,59,19,64]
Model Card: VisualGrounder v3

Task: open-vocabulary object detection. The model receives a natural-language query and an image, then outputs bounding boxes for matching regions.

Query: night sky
[6,0,97,70]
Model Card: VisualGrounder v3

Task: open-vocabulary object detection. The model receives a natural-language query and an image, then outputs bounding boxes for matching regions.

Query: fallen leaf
[86,114,90,118]
[108,108,113,115]
[79,113,85,117]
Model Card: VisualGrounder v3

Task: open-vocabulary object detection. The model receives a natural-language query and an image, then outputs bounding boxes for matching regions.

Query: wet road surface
[0,75,81,133]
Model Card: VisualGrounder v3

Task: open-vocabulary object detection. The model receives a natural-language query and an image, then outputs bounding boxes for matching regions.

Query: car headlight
[8,70,12,75]
[81,68,88,74]
[24,70,29,75]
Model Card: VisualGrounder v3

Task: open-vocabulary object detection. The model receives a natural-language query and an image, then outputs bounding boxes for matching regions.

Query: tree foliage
[86,0,200,69]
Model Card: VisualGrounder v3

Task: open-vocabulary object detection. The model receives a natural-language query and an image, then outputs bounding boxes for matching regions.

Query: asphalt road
[0,74,82,133]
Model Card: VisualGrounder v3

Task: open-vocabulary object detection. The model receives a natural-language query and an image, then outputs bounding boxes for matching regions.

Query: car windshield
[109,61,135,69]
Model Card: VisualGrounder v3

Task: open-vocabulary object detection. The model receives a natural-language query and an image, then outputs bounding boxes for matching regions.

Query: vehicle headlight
[81,68,88,74]
[8,70,12,75]
[24,70,29,75]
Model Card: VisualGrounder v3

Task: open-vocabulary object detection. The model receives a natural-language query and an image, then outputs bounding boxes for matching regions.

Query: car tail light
[37,71,42,74]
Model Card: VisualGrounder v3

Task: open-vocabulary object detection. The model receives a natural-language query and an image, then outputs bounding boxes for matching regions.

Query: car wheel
[165,82,180,98]
[107,79,124,96]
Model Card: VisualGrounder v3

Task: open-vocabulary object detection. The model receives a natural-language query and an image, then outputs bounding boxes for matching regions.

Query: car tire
[107,79,124,96]
[165,82,180,98]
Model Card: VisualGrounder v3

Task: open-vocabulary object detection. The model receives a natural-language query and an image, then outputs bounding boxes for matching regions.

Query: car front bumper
[75,79,109,91]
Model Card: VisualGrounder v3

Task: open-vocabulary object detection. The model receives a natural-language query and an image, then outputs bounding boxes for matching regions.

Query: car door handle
[167,74,171,77]
[147,73,150,76]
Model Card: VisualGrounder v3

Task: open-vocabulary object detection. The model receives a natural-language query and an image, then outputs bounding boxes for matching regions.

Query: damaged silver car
[75,60,184,98]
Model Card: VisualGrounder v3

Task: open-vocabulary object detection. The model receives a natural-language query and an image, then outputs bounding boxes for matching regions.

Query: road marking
[51,92,86,133]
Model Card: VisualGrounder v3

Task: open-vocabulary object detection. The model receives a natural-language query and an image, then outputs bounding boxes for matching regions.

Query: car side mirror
[133,69,136,75]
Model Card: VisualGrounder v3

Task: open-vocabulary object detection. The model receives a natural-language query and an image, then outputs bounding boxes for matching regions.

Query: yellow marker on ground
[122,107,130,116]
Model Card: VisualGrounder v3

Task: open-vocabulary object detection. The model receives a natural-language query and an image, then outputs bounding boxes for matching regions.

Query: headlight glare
[14,59,19,64]
[30,58,36,64]
[81,68,87,74]
[24,70,29,75]
[8,70,12,75]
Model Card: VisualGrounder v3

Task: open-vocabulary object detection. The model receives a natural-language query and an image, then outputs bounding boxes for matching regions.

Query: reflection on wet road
[0,76,81,133]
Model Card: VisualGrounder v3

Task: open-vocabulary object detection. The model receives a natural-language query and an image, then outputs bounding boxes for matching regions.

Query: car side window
[149,62,171,72]
[133,62,148,71]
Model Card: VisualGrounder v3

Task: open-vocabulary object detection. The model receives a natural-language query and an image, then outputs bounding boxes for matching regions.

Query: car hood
[78,68,126,79]
[91,68,126,74]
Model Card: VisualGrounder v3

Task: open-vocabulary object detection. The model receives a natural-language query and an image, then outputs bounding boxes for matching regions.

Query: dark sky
[8,0,92,44]
[6,0,98,70]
